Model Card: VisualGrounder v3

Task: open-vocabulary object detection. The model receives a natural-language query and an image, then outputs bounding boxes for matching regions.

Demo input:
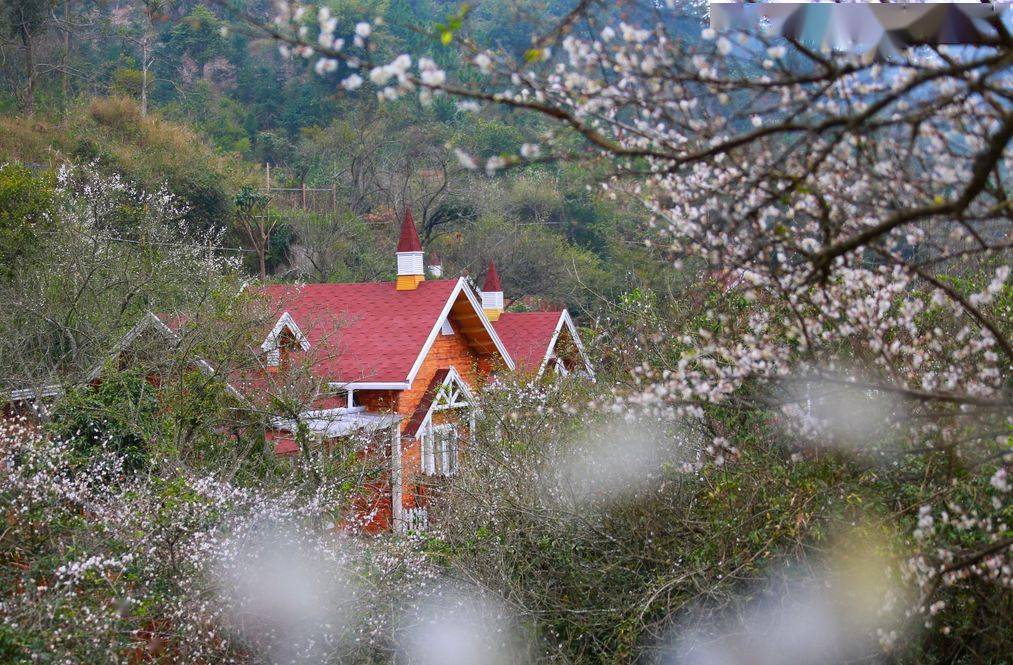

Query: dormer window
[261,312,310,370]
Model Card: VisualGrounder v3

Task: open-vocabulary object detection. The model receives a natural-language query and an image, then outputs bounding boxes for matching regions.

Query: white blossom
[474,53,492,74]
[341,73,363,90]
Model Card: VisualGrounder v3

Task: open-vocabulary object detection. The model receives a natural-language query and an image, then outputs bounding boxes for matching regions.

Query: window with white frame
[421,423,459,476]
[418,369,475,476]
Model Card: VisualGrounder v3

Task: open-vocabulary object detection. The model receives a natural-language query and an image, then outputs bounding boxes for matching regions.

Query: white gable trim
[261,312,311,352]
[410,366,477,441]
[86,311,172,382]
[456,279,515,371]
[88,311,250,404]
[434,366,476,409]
[404,278,515,386]
[536,310,594,380]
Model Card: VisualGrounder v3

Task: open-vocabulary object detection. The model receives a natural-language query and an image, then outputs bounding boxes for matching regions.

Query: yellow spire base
[396,274,425,290]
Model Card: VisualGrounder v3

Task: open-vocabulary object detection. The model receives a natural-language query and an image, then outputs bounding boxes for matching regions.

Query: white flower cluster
[968,265,1010,306]
[0,422,447,662]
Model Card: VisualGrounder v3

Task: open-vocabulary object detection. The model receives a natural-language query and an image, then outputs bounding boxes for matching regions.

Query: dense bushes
[422,378,849,660]
[0,163,55,281]
[0,421,437,663]
[411,276,1012,663]
[48,369,160,472]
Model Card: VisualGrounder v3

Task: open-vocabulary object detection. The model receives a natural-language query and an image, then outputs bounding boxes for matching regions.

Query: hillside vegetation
[0,97,257,230]
[0,0,1009,663]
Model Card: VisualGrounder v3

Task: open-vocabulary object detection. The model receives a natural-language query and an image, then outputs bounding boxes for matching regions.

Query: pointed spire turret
[482,259,502,292]
[481,259,504,321]
[427,250,443,278]
[396,207,425,290]
[397,208,423,252]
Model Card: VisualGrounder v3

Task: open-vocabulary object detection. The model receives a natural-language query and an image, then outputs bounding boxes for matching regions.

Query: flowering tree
[0,419,439,662]
[0,164,242,390]
[215,0,1012,652]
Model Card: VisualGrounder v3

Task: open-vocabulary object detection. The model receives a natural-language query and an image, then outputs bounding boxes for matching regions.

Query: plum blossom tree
[0,418,441,662]
[211,0,1013,653]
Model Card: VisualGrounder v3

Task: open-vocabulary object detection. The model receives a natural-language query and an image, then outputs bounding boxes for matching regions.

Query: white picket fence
[402,507,429,532]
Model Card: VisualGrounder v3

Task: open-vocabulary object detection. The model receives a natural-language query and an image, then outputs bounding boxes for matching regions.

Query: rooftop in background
[492,311,567,373]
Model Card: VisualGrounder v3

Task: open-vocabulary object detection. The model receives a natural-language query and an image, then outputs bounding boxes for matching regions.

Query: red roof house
[100,211,591,532]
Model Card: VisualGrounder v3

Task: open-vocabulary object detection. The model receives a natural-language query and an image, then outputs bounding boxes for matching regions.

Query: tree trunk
[258,244,267,281]
[62,0,69,117]
[19,19,35,116]
[140,33,149,117]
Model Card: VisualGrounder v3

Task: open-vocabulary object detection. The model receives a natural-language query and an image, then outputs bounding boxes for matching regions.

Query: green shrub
[48,367,161,473]
[0,162,56,281]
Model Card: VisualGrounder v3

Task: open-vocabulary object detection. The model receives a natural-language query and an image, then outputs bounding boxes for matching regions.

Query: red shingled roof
[396,208,423,252]
[492,311,563,373]
[258,279,460,384]
[266,429,299,456]
[482,259,502,292]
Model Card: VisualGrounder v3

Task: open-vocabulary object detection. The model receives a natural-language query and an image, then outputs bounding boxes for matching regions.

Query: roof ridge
[261,278,460,290]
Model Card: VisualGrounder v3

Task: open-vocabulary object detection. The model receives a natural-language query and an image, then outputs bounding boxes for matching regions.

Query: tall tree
[2,0,50,115]
[122,0,165,117]
[234,185,276,280]
[227,1,1013,656]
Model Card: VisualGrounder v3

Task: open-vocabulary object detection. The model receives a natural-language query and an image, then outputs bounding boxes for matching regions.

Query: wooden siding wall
[357,318,489,532]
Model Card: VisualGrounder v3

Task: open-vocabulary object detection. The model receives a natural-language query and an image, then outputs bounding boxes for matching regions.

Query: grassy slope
[0,96,257,200]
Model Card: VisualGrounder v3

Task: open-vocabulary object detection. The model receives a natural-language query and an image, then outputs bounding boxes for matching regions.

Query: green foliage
[48,367,161,472]
[453,116,526,157]
[425,376,878,661]
[0,0,49,40]
[435,3,472,46]
[111,67,144,97]
[0,162,55,281]
[163,5,227,67]
[267,220,295,271]
[0,98,258,234]
[288,209,391,282]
